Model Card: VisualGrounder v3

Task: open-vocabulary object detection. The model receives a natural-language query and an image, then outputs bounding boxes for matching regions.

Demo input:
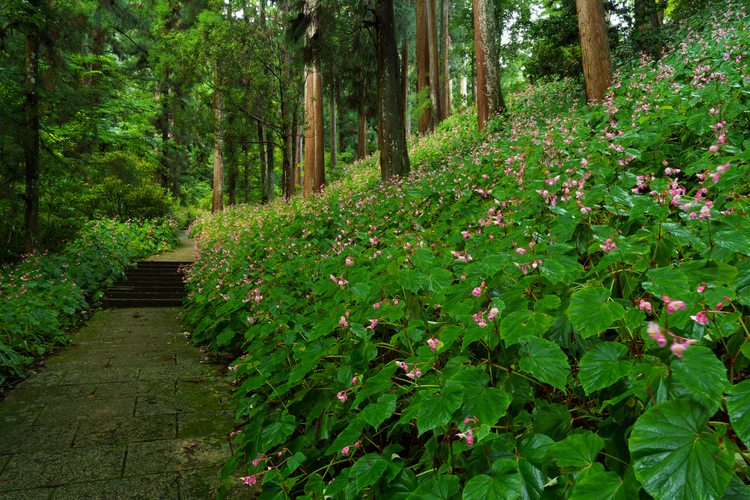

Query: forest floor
[0,238,258,499]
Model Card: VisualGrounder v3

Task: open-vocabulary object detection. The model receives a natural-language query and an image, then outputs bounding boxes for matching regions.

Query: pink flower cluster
[240,475,257,486]
[456,416,479,447]
[600,236,616,253]
[341,441,360,456]
[426,337,440,351]
[663,296,686,314]
[647,321,696,357]
[396,361,423,379]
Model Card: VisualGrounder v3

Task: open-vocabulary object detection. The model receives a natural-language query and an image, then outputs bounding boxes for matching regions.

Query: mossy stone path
[0,287,256,497]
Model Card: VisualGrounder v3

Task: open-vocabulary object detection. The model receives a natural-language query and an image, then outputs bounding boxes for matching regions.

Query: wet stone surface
[0,307,255,499]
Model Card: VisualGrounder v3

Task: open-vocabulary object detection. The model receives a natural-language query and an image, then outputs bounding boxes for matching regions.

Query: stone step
[100,297,185,308]
[102,260,190,309]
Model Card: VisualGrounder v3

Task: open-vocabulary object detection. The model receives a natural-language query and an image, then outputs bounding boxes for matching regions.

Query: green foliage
[186,3,750,499]
[0,218,177,389]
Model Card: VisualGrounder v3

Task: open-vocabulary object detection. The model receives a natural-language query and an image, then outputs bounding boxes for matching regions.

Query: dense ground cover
[185,3,750,498]
[0,218,178,389]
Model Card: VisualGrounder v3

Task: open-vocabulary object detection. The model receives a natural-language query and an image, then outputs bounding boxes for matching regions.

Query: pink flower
[670,342,687,357]
[665,300,686,314]
[337,391,348,403]
[426,338,439,352]
[406,368,422,379]
[690,311,709,325]
[352,374,358,385]
[240,476,257,486]
[717,162,730,174]
[339,316,349,328]
[341,446,350,455]
[394,299,399,306]
[516,247,526,255]
[457,429,474,447]
[639,299,652,313]
[708,144,720,153]
[365,318,378,330]
[373,302,380,309]
[472,287,482,297]
[488,307,499,321]
[696,283,706,293]
[647,322,661,339]
[345,257,354,267]
[396,361,407,370]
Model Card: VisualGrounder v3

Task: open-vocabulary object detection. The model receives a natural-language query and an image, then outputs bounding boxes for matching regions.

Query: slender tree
[576,0,612,102]
[376,0,411,182]
[24,0,42,253]
[211,61,224,213]
[473,0,504,130]
[329,66,337,173]
[303,0,326,197]
[440,0,451,120]
[416,0,431,133]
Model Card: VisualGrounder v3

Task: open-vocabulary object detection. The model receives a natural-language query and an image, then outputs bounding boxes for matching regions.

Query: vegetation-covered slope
[0,218,178,388]
[185,3,750,498]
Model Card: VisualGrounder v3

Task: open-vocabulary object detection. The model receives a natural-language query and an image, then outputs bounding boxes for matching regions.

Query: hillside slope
[185,4,750,498]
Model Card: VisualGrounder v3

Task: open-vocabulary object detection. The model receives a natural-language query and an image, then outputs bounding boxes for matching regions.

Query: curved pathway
[0,235,256,499]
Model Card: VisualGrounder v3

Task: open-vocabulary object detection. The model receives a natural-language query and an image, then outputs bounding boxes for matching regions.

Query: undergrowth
[185,3,750,499]
[0,217,178,390]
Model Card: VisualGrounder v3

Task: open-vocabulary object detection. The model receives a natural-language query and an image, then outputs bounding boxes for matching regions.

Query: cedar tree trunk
[377,0,411,183]
[576,0,612,102]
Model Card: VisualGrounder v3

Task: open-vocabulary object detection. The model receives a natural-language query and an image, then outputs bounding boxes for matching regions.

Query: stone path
[0,239,257,499]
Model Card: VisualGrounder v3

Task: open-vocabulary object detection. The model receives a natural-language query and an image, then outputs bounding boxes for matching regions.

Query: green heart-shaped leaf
[629,398,733,500]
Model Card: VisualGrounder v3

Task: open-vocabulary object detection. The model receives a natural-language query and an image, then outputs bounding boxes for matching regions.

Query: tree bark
[440,0,451,120]
[401,39,409,134]
[303,62,325,196]
[227,134,236,206]
[358,71,367,160]
[24,8,41,254]
[576,0,612,102]
[329,67,337,173]
[427,0,441,126]
[257,122,267,201]
[473,0,504,130]
[377,0,411,183]
[211,64,224,213]
[265,129,275,202]
[416,0,431,134]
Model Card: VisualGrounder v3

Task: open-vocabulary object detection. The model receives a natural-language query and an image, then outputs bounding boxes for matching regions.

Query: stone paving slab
[0,306,256,499]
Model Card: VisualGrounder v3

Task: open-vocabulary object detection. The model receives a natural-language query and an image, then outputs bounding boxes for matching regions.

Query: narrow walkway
[0,236,254,499]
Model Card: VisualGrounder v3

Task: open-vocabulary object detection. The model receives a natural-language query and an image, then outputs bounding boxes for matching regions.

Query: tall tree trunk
[401,39,409,134]
[336,74,344,153]
[440,0,450,120]
[416,0,433,133]
[473,0,504,131]
[428,0,441,126]
[297,122,304,186]
[265,129,275,202]
[576,0,612,102]
[303,0,325,197]
[227,135,236,205]
[470,54,476,104]
[24,6,41,254]
[211,64,224,213]
[357,70,367,160]
[303,63,325,196]
[377,0,411,183]
[257,122,267,201]
[243,142,249,203]
[329,67,337,173]
[358,101,366,159]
